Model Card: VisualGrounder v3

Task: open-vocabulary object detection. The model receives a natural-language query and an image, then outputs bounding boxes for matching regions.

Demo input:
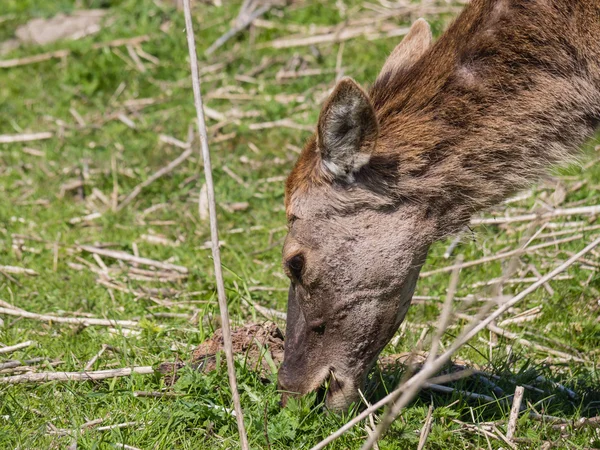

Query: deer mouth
[279,366,357,411]
[314,367,357,411]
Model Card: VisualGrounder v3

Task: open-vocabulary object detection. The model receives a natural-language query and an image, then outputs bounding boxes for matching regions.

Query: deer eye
[285,254,305,282]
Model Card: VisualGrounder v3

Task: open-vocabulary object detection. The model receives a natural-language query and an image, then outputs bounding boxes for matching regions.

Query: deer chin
[280,364,363,412]
[320,370,361,411]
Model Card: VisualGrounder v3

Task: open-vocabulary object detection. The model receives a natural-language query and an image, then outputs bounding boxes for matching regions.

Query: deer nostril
[311,322,326,335]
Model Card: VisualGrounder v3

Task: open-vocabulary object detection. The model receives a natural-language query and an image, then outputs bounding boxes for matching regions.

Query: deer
[277,0,600,411]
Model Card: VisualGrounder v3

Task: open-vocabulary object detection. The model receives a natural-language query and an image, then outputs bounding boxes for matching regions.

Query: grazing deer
[277,0,600,410]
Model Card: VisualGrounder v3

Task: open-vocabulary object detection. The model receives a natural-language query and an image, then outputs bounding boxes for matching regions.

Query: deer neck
[369,0,600,233]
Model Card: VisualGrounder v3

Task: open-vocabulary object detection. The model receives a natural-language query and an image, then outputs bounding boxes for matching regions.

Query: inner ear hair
[317,77,378,180]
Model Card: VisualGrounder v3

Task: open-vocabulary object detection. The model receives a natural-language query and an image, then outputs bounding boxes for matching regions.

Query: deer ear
[377,18,432,82]
[317,77,378,179]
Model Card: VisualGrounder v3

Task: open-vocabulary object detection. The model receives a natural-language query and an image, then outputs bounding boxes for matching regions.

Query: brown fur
[279,0,600,411]
[288,0,600,233]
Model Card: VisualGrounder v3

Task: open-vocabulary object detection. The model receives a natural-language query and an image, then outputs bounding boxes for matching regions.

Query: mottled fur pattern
[279,0,600,411]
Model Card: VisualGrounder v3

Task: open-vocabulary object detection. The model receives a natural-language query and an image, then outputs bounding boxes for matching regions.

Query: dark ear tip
[335,77,362,92]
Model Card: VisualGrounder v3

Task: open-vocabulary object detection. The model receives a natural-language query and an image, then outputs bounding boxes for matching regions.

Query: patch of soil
[157,325,475,385]
[157,322,284,383]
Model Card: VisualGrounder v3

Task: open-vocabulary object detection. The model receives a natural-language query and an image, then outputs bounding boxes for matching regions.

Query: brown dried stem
[0,366,154,384]
[182,1,249,448]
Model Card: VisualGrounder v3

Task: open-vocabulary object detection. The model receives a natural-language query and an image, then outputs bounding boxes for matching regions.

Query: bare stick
[0,366,153,384]
[486,322,586,363]
[79,246,188,274]
[0,358,45,371]
[427,254,462,365]
[471,204,600,225]
[84,344,109,370]
[0,132,53,143]
[420,234,584,277]
[0,36,150,69]
[506,386,525,441]
[205,3,271,56]
[117,147,193,211]
[0,307,139,328]
[0,265,38,276]
[133,391,180,398]
[0,340,34,355]
[417,404,434,450]
[357,389,380,450]
[262,25,411,49]
[312,235,600,450]
[182,1,249,448]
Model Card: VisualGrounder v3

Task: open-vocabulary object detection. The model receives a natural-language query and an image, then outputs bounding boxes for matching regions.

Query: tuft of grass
[1,1,599,448]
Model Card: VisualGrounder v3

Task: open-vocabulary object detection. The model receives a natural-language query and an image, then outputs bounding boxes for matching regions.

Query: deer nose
[277,364,299,393]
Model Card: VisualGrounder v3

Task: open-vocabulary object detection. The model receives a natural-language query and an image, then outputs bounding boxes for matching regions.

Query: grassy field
[1,0,599,448]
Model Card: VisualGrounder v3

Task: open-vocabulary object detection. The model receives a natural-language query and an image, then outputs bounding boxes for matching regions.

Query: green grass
[1,1,599,448]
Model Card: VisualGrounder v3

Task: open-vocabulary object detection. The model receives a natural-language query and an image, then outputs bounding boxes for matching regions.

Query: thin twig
[506,386,525,441]
[79,246,188,274]
[416,403,434,450]
[0,340,34,355]
[0,35,150,68]
[420,234,585,277]
[0,366,154,384]
[117,146,193,211]
[0,307,139,328]
[0,132,53,143]
[0,265,38,276]
[182,1,249,448]
[427,254,462,366]
[133,391,181,398]
[205,3,271,56]
[84,344,110,370]
[471,204,600,225]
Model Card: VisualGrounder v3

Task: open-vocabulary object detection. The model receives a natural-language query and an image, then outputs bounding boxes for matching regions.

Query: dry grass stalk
[205,1,271,56]
[485,322,587,363]
[311,236,600,450]
[427,254,463,366]
[249,118,313,131]
[423,383,497,403]
[79,245,188,274]
[84,344,111,370]
[0,132,53,143]
[0,340,34,354]
[0,306,139,328]
[506,386,525,441]
[117,146,193,211]
[420,234,585,277]
[0,357,45,371]
[357,390,380,450]
[0,265,38,276]
[182,1,249,448]
[471,204,600,225]
[222,165,250,188]
[0,366,154,384]
[416,404,434,450]
[497,306,543,327]
[262,24,411,49]
[0,35,149,68]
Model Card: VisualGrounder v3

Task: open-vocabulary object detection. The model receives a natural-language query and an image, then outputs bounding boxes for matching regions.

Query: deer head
[278,0,600,410]
[278,19,438,410]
